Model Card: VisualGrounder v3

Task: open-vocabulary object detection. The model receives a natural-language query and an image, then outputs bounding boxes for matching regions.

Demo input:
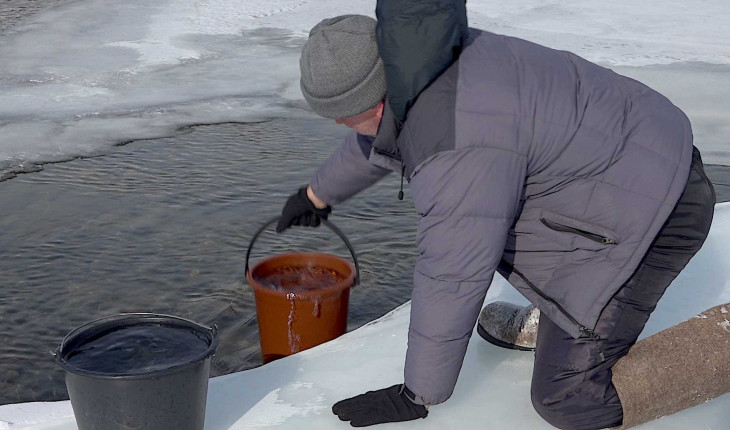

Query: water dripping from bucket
[286,292,301,354]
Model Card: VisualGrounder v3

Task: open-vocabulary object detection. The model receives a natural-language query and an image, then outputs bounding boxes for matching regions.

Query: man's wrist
[307,185,328,209]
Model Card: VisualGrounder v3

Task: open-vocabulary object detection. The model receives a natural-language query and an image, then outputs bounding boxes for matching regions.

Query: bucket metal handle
[245,216,360,285]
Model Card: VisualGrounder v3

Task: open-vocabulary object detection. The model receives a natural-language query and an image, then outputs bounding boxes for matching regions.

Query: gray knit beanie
[300,15,386,119]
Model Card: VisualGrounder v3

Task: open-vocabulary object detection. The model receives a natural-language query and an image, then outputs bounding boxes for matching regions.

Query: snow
[1,0,729,179]
[2,203,729,429]
[465,1,730,67]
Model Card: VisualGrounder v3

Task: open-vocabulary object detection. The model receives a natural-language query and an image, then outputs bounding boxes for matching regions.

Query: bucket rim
[246,251,356,299]
[54,313,219,379]
[245,217,360,285]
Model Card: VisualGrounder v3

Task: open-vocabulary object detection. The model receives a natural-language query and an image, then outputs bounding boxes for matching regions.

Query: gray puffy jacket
[310,29,693,405]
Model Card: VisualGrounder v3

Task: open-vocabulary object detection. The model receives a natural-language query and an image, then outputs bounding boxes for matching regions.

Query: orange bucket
[245,218,359,363]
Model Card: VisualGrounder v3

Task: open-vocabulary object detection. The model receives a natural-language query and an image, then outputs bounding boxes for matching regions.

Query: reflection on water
[1,116,729,406]
[0,118,419,405]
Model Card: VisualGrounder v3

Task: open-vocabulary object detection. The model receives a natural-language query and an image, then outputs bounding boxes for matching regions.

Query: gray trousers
[530,146,716,430]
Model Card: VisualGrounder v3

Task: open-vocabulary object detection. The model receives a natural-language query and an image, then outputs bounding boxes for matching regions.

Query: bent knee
[531,389,570,430]
[531,388,622,430]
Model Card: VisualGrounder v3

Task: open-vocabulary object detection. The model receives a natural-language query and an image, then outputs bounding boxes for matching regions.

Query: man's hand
[332,384,428,427]
[276,186,332,233]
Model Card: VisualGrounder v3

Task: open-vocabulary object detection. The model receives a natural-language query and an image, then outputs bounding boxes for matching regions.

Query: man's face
[335,101,384,137]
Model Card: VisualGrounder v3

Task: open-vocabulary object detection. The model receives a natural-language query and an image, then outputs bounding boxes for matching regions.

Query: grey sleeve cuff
[401,383,447,406]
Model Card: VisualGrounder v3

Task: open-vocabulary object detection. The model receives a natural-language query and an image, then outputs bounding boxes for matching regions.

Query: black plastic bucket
[54,313,218,430]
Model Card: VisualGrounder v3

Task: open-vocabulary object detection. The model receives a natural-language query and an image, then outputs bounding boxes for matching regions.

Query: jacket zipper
[540,218,617,245]
[499,258,601,341]
[372,148,405,200]
[398,162,405,200]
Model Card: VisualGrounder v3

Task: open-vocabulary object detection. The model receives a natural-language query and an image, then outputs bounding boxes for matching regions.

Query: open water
[0,118,420,405]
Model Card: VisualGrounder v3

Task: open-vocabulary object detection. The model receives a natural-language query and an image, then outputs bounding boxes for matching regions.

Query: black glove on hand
[332,384,428,427]
[276,187,331,233]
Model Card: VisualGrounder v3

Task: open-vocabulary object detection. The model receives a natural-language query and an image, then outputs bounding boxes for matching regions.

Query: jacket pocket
[540,210,618,246]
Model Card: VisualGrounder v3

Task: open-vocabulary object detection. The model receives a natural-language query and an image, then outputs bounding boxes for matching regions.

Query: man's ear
[375,100,385,120]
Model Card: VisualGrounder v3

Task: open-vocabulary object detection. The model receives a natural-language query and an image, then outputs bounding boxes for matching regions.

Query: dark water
[0,118,420,405]
[66,325,211,374]
[0,0,69,33]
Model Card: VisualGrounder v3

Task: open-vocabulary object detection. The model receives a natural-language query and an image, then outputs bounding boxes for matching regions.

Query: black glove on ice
[332,384,428,427]
[276,187,331,233]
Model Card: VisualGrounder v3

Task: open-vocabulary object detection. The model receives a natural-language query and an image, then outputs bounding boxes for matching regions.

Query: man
[277,12,716,430]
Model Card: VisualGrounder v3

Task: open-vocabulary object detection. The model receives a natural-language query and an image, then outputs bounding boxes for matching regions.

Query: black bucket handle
[245,216,360,285]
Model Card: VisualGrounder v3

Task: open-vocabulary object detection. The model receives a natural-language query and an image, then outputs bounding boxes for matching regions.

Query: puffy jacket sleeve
[309,131,392,205]
[404,147,527,405]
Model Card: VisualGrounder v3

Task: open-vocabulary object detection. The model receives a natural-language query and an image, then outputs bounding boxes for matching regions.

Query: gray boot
[477,301,539,351]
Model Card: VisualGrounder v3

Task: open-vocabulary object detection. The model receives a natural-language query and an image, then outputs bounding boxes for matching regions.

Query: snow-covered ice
[1,203,728,429]
[1,0,729,179]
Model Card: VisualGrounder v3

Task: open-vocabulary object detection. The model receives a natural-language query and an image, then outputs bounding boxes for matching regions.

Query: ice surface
[2,203,729,429]
[466,1,730,67]
[1,0,729,179]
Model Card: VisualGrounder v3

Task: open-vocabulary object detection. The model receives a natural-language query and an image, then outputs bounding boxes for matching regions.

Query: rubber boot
[611,302,730,429]
[477,301,539,351]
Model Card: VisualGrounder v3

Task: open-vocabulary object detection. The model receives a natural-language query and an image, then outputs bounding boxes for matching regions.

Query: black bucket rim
[55,313,219,380]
